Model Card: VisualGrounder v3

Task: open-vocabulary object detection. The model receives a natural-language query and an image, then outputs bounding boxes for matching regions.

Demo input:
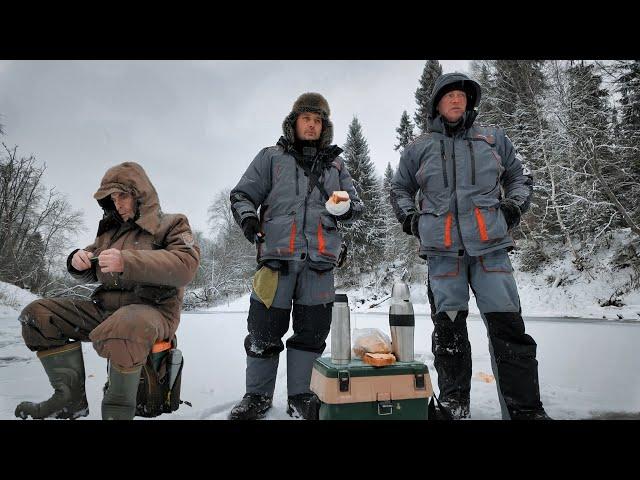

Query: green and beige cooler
[310,357,433,420]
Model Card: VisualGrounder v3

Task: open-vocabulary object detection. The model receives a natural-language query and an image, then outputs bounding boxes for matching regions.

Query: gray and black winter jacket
[390,72,533,258]
[231,123,363,268]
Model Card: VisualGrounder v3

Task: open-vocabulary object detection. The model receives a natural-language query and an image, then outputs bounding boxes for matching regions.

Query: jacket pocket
[419,191,454,250]
[471,195,507,242]
[315,215,340,260]
[419,204,453,250]
[262,214,297,257]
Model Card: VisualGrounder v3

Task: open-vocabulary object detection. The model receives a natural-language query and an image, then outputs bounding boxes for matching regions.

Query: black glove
[500,198,522,230]
[402,213,420,238]
[241,217,264,244]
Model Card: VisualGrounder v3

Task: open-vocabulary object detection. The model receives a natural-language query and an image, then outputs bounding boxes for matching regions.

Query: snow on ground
[1,302,639,420]
[2,232,640,423]
[0,281,39,318]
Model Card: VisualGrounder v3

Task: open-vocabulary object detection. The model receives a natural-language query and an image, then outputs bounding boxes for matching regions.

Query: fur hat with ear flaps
[282,92,334,149]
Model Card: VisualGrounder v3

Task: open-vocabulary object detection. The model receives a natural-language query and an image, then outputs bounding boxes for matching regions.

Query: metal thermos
[331,293,351,365]
[167,349,183,390]
[389,282,415,362]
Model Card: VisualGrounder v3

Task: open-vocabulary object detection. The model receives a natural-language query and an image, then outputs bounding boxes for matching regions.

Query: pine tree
[340,117,386,280]
[414,60,443,134]
[560,61,620,245]
[476,60,575,268]
[609,60,640,235]
[615,61,640,179]
[394,111,416,151]
[470,60,498,125]
[381,163,399,261]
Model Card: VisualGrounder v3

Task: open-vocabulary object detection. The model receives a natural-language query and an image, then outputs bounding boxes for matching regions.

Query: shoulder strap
[291,149,331,201]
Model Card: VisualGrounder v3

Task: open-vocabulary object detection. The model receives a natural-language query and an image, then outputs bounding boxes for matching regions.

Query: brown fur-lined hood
[93,162,163,235]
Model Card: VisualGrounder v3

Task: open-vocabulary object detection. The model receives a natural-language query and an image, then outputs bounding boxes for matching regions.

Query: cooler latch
[414,372,426,390]
[338,370,350,392]
[377,392,393,416]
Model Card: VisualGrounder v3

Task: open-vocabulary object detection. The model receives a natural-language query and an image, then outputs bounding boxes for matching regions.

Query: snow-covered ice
[1,286,638,420]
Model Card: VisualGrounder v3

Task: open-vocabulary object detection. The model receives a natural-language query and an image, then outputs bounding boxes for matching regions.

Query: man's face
[295,112,323,141]
[111,192,135,221]
[437,89,468,122]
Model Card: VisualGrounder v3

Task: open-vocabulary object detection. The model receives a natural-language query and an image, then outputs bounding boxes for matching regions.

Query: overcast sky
[0,60,470,248]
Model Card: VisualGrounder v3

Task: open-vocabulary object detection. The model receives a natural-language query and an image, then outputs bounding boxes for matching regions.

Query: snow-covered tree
[340,117,386,280]
[191,188,256,305]
[394,110,416,151]
[0,145,84,293]
[414,60,442,134]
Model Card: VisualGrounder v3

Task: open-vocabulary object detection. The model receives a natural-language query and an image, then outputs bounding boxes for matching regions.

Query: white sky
[0,60,470,248]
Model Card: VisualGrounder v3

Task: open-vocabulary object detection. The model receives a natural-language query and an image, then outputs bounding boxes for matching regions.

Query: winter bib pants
[427,249,544,419]
[244,260,334,397]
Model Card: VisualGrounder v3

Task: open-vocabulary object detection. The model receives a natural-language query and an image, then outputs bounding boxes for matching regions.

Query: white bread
[330,191,349,204]
[363,352,396,367]
[353,336,392,358]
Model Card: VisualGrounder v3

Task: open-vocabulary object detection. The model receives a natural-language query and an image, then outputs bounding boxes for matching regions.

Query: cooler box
[310,357,433,420]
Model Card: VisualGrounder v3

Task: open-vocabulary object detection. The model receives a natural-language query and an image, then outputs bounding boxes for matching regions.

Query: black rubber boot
[228,393,273,420]
[286,393,320,420]
[15,342,89,420]
[438,398,471,420]
[102,363,142,420]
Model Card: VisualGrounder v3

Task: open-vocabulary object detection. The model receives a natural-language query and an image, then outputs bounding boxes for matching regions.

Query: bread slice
[363,352,396,367]
[330,191,350,204]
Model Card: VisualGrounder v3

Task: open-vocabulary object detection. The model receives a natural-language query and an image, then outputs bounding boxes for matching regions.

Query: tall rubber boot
[15,342,89,420]
[102,363,142,420]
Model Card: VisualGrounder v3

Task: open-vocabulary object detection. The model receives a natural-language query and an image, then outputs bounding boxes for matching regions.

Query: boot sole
[16,407,90,420]
[15,401,90,420]
[57,406,90,420]
[229,405,272,421]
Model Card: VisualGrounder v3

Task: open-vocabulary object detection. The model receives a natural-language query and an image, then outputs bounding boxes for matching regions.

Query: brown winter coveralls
[19,162,200,369]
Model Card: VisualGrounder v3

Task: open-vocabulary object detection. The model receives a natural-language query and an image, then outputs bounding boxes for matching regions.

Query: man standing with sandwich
[229,92,363,420]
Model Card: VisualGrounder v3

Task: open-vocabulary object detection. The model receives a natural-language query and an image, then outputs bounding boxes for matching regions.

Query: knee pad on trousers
[245,298,291,358]
[484,312,537,361]
[286,303,332,354]
[431,310,470,357]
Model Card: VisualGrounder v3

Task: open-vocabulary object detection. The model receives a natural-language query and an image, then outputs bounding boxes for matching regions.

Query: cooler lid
[314,356,428,378]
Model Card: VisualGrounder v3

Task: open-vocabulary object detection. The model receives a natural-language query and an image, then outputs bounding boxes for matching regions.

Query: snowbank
[0,281,39,317]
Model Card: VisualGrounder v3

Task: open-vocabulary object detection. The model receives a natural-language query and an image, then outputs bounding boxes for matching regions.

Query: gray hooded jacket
[230,114,363,268]
[390,72,533,257]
